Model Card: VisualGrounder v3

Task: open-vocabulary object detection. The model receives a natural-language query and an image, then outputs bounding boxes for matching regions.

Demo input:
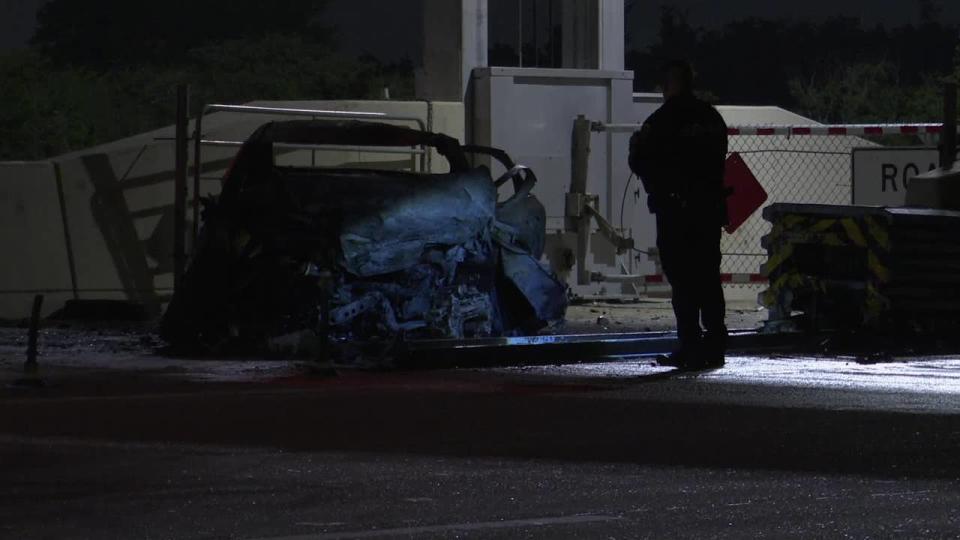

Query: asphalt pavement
[2,330,960,539]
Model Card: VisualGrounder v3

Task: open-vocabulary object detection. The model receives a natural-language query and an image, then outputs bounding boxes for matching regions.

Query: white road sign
[852,147,939,206]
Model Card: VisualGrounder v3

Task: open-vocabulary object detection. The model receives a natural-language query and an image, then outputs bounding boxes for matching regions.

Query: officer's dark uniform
[629,92,729,359]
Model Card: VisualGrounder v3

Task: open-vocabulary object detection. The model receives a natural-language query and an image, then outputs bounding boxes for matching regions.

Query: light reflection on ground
[524,356,960,395]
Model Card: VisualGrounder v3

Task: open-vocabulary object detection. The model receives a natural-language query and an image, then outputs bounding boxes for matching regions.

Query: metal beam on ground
[398,330,791,370]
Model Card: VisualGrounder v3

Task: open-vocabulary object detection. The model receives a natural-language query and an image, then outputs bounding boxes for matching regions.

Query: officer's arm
[629,122,660,195]
[716,112,729,180]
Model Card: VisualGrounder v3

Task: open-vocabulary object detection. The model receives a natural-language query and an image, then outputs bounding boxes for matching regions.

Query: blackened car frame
[161,120,567,361]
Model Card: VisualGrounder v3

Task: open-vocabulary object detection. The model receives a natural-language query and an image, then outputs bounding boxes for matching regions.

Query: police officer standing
[629,60,729,370]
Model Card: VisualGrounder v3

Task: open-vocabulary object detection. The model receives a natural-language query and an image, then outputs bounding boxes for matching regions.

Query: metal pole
[518,0,523,67]
[549,0,555,67]
[53,162,79,300]
[11,294,45,388]
[571,116,591,200]
[193,100,204,244]
[311,115,317,168]
[532,0,538,67]
[570,115,593,286]
[173,84,189,290]
[24,295,43,375]
[547,0,559,67]
[941,82,957,170]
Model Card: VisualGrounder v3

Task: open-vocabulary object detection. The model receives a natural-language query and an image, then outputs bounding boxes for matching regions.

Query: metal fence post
[12,294,46,388]
[24,295,43,374]
[173,84,189,291]
[941,82,957,170]
[570,115,594,286]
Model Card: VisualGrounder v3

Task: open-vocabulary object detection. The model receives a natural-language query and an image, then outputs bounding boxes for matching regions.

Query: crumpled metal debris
[161,120,567,360]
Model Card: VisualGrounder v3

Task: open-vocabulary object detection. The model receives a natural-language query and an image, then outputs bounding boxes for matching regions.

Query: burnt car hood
[337,168,496,277]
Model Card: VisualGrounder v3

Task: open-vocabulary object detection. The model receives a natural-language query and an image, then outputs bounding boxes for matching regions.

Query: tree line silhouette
[628,5,960,123]
[3,1,959,160]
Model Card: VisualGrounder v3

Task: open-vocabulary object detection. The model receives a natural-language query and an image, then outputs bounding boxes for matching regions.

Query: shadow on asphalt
[2,372,959,480]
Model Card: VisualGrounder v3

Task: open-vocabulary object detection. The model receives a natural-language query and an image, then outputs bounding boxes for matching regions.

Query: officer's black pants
[656,211,727,351]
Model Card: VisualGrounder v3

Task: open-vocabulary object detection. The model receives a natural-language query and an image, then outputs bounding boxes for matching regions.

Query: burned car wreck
[161,120,567,359]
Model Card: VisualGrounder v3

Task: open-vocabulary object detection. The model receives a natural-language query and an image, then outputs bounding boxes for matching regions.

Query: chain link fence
[721,128,939,283]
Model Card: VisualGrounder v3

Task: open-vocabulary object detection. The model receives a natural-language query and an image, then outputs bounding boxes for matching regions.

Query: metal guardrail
[201,140,427,155]
[197,103,427,132]
[398,329,789,369]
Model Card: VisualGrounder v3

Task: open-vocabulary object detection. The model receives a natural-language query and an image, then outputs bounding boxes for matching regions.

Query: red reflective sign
[724,152,767,234]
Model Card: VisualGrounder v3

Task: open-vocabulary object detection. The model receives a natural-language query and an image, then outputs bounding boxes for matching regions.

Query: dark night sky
[628,0,960,48]
[2,0,959,60]
[0,0,47,49]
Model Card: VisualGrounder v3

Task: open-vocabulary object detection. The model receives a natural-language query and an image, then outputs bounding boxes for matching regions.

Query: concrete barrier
[0,162,74,318]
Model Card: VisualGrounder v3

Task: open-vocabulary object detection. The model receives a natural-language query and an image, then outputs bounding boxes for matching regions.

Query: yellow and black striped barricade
[761,203,960,333]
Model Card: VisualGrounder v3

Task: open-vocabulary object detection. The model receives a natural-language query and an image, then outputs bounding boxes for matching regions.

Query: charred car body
[161,120,567,358]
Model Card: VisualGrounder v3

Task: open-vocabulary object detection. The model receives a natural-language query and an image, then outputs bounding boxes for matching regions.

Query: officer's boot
[699,331,726,369]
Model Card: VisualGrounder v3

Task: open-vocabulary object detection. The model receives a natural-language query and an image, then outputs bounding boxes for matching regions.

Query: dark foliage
[627,6,960,122]
[31,0,334,67]
[1,1,415,160]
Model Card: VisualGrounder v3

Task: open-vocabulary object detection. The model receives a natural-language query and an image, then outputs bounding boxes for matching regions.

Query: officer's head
[661,60,694,99]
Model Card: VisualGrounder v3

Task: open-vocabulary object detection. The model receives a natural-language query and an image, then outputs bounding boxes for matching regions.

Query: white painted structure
[472,67,639,293]
[417,0,650,295]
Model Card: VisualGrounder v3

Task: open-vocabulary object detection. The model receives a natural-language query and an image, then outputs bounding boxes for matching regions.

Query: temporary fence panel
[591,121,945,292]
[722,124,943,285]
